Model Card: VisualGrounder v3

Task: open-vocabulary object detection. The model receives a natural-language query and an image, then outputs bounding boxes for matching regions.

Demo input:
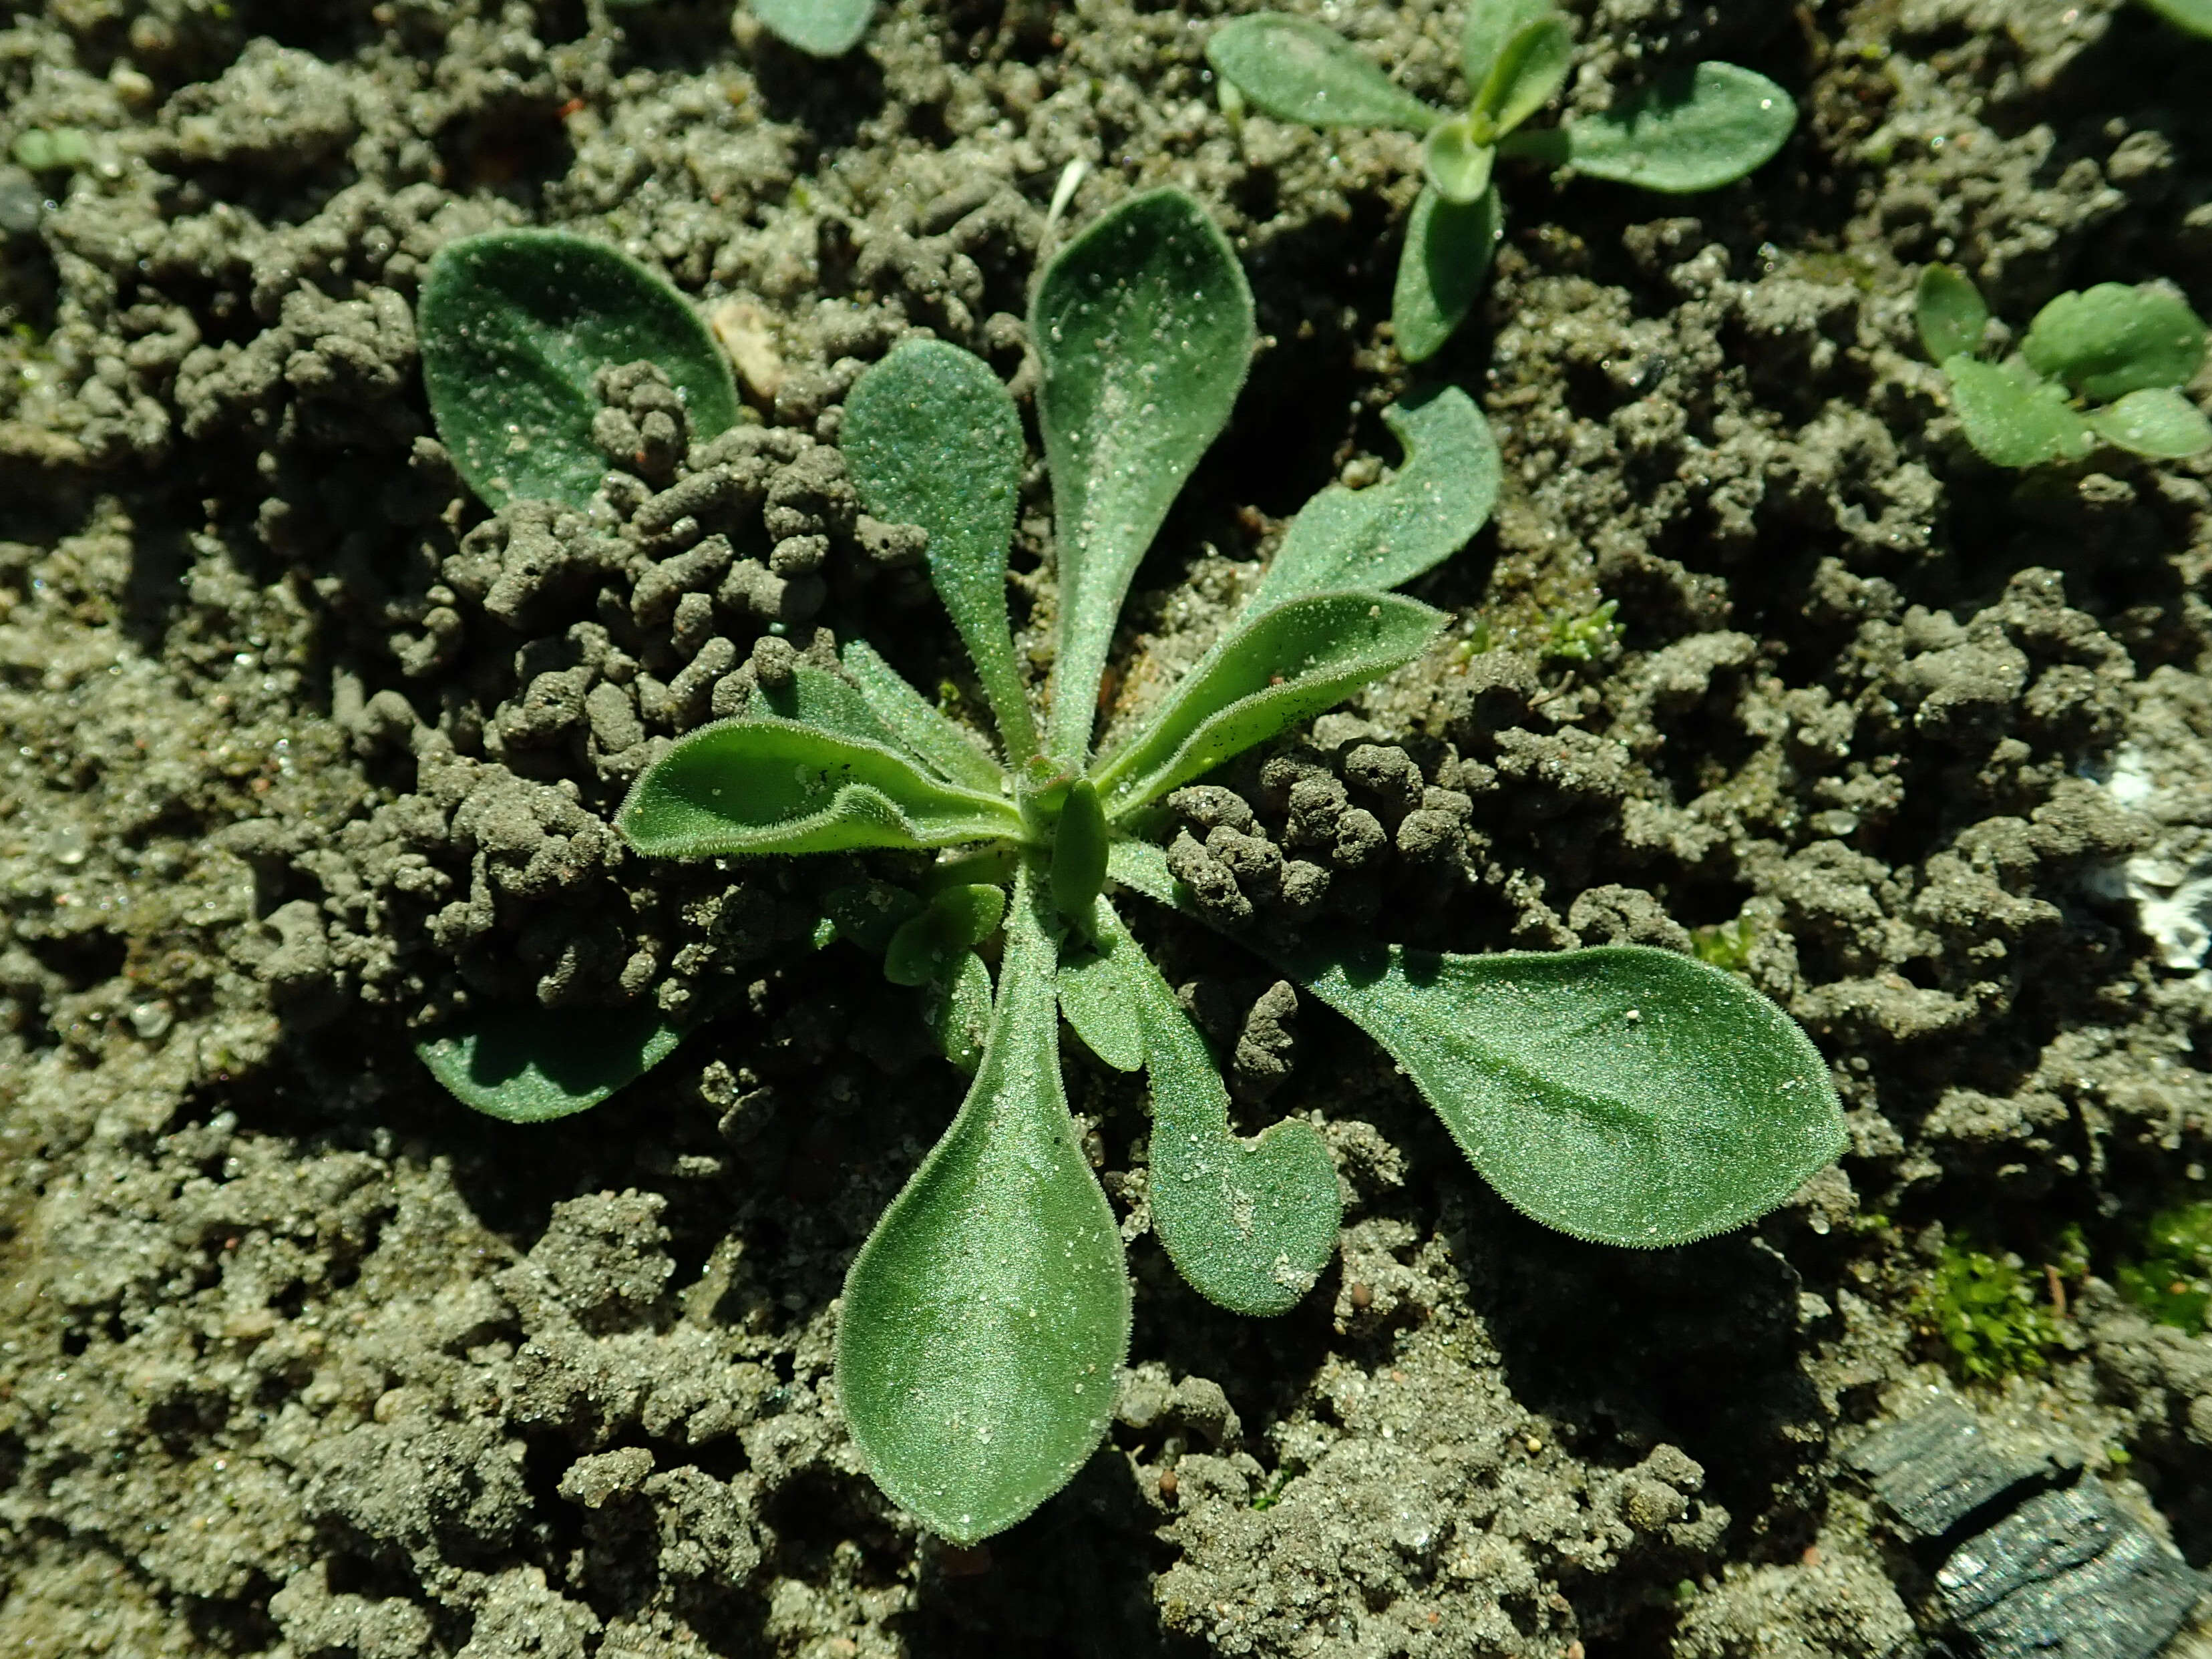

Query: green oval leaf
[1392,184,1503,364]
[1943,356,2094,469]
[1252,387,1499,611]
[748,0,871,54]
[1557,62,1796,193]
[618,717,1022,858]
[419,230,739,510]
[1463,0,1557,94]
[1058,946,1145,1073]
[1473,16,1573,137]
[2085,385,2212,459]
[417,1002,685,1123]
[1422,118,1497,206]
[2022,283,2209,403]
[1290,943,1845,1246]
[839,868,1130,1542]
[840,641,1006,795]
[1094,591,1445,815]
[844,342,1039,764]
[886,884,1007,986]
[925,950,994,1073]
[1206,14,1443,132]
[1035,189,1255,763]
[1916,264,1989,365]
[1051,779,1110,930]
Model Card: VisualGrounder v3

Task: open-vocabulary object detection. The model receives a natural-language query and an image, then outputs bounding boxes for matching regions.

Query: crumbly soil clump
[2,0,2211,1654]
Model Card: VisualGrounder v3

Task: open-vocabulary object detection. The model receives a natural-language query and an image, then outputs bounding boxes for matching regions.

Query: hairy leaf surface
[1206,15,1441,131]
[417,1002,685,1123]
[618,717,1021,858]
[1035,191,1254,762]
[1916,264,1988,365]
[1943,356,2094,468]
[1393,184,1503,364]
[840,640,1006,792]
[419,230,738,510]
[2022,283,2208,401]
[1057,944,1145,1072]
[1463,0,1558,92]
[925,950,994,1073]
[1543,63,1795,192]
[1252,389,1499,610]
[1290,942,1846,1246]
[886,885,1008,986]
[838,870,1130,1543]
[748,0,872,53]
[2086,386,2212,458]
[844,341,1038,763]
[1473,16,1573,136]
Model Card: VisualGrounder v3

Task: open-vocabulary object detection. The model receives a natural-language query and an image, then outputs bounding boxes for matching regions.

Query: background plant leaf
[417,1002,686,1123]
[1094,592,1445,814]
[2139,0,2212,35]
[1915,264,1988,365]
[2022,282,2208,401]
[1250,388,1499,611]
[1555,63,1795,193]
[2086,385,2212,458]
[886,884,1007,986]
[840,640,1006,793]
[844,341,1038,763]
[419,230,739,510]
[1392,184,1503,364]
[1473,16,1573,136]
[1943,356,2094,468]
[618,717,1021,858]
[1206,15,1442,131]
[1463,0,1559,94]
[838,868,1130,1543]
[747,0,871,55]
[1287,942,1846,1246]
[1035,190,1254,763]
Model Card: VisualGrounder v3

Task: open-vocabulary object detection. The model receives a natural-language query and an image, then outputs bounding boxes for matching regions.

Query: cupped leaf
[886,884,1008,986]
[1422,119,1497,206]
[1943,356,2094,469]
[1288,942,1846,1246]
[1035,190,1255,763]
[1548,62,1795,193]
[748,0,871,54]
[417,1002,685,1123]
[2022,283,2208,402]
[840,640,1006,793]
[1473,16,1573,137]
[618,717,1023,858]
[844,341,1039,763]
[1206,15,1443,132]
[1094,901,1339,1316]
[2086,385,2212,459]
[1093,591,1445,814]
[2140,0,2212,35]
[419,230,739,511]
[1252,387,1499,611]
[838,866,1130,1543]
[925,950,994,1073]
[1916,264,1988,365]
[1393,184,1504,364]
[1051,779,1110,930]
[1464,0,1558,94]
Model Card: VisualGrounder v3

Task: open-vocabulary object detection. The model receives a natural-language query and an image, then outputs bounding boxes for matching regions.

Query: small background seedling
[743,0,872,57]
[1207,1,1796,359]
[1915,264,2212,467]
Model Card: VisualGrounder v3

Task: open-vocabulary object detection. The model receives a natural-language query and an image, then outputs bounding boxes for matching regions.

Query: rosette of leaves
[1915,264,2212,468]
[1206,1,1797,361]
[414,188,1846,1543]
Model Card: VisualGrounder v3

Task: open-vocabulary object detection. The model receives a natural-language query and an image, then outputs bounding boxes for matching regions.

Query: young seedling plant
[1206,0,1797,361]
[1915,264,2212,468]
[412,192,1847,1543]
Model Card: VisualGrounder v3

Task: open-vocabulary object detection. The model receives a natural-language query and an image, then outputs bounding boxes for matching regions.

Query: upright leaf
[748,0,872,54]
[1393,184,1503,364]
[1546,63,1795,193]
[1252,388,1499,611]
[1094,902,1340,1316]
[1916,264,1989,365]
[844,341,1039,764]
[1423,120,1497,206]
[1473,16,1574,137]
[417,1002,686,1123]
[2022,283,2208,402]
[1288,942,1846,1246]
[618,717,1022,858]
[840,640,1007,793]
[1035,190,1255,763]
[1463,0,1558,94]
[1206,15,1443,132]
[2085,386,2212,459]
[1051,779,1110,930]
[419,230,739,510]
[838,868,1131,1543]
[1943,357,2094,469]
[1093,591,1445,814]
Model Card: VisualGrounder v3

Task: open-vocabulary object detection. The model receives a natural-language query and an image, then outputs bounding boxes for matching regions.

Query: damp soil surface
[3,0,2212,1653]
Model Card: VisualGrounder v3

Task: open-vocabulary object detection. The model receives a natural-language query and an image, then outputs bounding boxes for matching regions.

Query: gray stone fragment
[1849,1401,2068,1543]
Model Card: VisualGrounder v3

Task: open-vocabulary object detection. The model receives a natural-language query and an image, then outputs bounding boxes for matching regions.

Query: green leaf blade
[1035,190,1255,764]
[2022,283,2209,402]
[1206,15,1443,132]
[1463,0,1557,94]
[2140,0,2212,35]
[1252,387,1499,610]
[618,717,1021,858]
[1292,943,1846,1246]
[419,230,739,510]
[1916,264,1989,365]
[838,868,1131,1542]
[1944,356,2094,469]
[844,342,1038,763]
[2086,385,2212,458]
[748,0,870,53]
[1392,184,1503,364]
[1422,120,1497,206]
[417,1003,686,1123]
[1058,945,1145,1072]
[1474,16,1573,137]
[1561,62,1796,193]
[840,640,1007,793]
